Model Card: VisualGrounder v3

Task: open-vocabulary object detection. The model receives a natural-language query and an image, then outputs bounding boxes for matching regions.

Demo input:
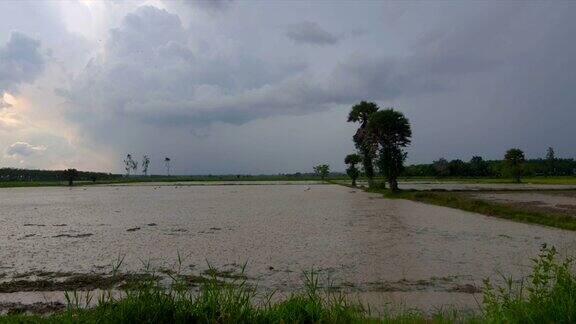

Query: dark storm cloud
[0,31,45,94]
[61,6,329,130]
[169,0,234,13]
[285,22,340,45]
[62,3,576,134]
[51,1,576,173]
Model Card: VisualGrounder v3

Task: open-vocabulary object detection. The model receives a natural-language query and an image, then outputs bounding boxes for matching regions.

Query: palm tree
[348,101,379,188]
[164,157,171,176]
[344,154,362,187]
[368,108,412,191]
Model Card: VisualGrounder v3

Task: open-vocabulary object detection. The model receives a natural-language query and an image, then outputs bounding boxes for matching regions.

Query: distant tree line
[0,168,121,182]
[403,147,575,178]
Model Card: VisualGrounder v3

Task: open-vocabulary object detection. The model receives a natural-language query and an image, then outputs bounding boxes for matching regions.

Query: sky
[0,0,575,175]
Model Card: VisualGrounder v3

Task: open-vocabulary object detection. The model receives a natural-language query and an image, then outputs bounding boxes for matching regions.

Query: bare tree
[124,154,134,176]
[164,157,171,176]
[123,154,138,177]
[142,155,151,176]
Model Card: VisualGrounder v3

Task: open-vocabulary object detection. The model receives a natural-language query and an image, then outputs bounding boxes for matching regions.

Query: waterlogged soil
[473,191,576,216]
[1,184,576,314]
[346,180,576,191]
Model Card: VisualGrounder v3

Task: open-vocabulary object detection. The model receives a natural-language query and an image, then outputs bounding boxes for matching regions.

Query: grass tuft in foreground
[1,246,575,323]
[483,244,576,323]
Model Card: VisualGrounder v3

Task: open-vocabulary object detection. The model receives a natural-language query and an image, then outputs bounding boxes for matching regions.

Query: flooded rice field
[1,183,575,313]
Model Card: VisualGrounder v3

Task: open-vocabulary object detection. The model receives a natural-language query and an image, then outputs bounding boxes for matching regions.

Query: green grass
[482,245,576,323]
[0,175,347,188]
[1,246,574,323]
[3,175,575,189]
[0,269,413,323]
[370,189,576,231]
[397,176,576,185]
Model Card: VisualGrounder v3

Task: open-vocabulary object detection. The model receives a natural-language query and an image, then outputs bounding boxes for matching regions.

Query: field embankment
[364,188,576,231]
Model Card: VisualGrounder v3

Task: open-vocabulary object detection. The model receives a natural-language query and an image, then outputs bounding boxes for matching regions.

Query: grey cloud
[61,3,576,134]
[171,0,234,12]
[285,22,340,45]
[0,31,45,93]
[5,142,46,157]
[61,6,321,131]
[107,6,186,57]
[54,2,576,172]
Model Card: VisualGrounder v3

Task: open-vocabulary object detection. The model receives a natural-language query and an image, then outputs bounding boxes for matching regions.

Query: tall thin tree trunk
[389,178,399,192]
[362,151,375,188]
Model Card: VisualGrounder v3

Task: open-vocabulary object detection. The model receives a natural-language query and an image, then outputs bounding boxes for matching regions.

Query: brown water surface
[1,184,575,313]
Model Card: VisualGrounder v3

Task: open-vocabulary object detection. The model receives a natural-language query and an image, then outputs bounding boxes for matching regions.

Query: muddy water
[1,184,575,313]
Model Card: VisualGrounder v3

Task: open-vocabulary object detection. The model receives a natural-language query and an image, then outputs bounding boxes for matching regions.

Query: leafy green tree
[504,148,525,183]
[313,164,330,181]
[448,159,471,177]
[344,154,362,186]
[368,108,412,191]
[433,158,450,177]
[348,101,379,187]
[469,156,490,177]
[545,147,557,176]
[63,168,78,186]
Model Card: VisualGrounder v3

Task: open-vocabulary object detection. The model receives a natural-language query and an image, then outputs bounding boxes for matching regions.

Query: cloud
[0,97,12,109]
[5,141,46,157]
[285,22,340,45]
[60,6,324,131]
[0,31,45,94]
[42,2,576,173]
[60,3,576,141]
[180,0,234,12]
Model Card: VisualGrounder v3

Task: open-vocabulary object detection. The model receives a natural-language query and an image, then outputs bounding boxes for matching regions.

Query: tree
[348,101,379,187]
[142,155,151,176]
[63,168,78,186]
[469,156,490,177]
[368,108,412,191]
[448,159,470,177]
[164,157,171,176]
[313,164,330,181]
[433,158,450,177]
[504,148,525,183]
[123,154,137,177]
[545,147,557,176]
[344,154,362,187]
